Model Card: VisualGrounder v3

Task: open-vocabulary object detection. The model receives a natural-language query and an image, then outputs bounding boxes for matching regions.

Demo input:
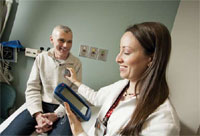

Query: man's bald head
[52,25,72,36]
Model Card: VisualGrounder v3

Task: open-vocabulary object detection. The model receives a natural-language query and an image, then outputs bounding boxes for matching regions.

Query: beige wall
[198,2,200,131]
[168,0,199,135]
[198,2,200,135]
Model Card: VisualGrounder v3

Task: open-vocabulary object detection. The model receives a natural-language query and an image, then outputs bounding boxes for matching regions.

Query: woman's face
[116,32,152,82]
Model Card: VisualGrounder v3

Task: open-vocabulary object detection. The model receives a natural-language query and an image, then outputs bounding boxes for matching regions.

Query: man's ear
[50,35,53,44]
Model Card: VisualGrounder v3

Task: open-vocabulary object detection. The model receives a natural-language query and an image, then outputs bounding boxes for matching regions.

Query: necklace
[124,91,136,96]
[123,85,136,97]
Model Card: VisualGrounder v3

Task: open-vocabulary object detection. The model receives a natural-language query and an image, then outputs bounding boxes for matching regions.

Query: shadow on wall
[1,0,19,42]
[180,121,199,136]
[197,125,200,135]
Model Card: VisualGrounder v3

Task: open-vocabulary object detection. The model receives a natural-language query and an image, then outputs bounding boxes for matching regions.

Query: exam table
[0,103,99,135]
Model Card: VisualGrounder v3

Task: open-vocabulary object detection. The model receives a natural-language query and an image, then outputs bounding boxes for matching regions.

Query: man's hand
[64,102,84,136]
[34,112,53,134]
[42,113,58,123]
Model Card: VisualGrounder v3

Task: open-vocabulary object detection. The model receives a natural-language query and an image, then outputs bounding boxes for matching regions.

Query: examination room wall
[8,0,179,107]
[5,0,200,135]
[168,0,199,134]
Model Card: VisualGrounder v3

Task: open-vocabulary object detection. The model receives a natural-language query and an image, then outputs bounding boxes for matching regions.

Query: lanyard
[102,85,127,126]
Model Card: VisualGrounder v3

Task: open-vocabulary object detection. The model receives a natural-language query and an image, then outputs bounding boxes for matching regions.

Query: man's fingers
[44,125,53,132]
[42,113,53,125]
[35,120,52,129]
[36,126,52,134]
[36,128,43,134]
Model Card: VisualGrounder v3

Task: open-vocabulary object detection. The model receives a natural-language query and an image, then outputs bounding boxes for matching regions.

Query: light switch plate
[97,49,108,61]
[79,45,89,57]
[88,47,98,59]
[25,48,40,58]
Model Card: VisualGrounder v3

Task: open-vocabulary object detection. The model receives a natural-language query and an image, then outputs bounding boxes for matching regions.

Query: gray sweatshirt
[25,48,82,116]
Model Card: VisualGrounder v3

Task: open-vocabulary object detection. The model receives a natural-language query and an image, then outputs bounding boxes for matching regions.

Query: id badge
[94,118,107,136]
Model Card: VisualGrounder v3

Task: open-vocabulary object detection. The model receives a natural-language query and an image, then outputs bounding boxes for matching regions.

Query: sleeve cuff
[78,84,87,94]
[26,104,43,116]
[54,104,66,117]
[78,132,88,136]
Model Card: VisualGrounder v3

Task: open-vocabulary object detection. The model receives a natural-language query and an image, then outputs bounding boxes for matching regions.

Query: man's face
[50,28,73,59]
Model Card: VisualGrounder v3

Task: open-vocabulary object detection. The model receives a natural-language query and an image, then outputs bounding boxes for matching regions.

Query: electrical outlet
[97,49,108,61]
[79,45,89,57]
[25,48,40,58]
[88,47,98,59]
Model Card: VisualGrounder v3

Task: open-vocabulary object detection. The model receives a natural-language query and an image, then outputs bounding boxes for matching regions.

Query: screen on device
[61,88,87,115]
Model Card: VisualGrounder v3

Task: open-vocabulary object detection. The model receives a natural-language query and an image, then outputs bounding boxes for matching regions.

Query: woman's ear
[148,62,152,67]
[147,56,153,67]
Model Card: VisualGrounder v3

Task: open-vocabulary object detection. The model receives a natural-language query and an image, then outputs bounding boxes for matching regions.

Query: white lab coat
[78,79,180,136]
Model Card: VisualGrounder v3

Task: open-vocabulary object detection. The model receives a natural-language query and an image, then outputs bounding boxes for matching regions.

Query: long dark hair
[120,22,171,135]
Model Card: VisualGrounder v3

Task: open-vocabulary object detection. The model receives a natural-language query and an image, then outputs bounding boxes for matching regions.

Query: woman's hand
[64,102,84,136]
[65,68,81,87]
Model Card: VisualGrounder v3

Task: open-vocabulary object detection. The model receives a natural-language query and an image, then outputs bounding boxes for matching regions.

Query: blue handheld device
[54,83,91,121]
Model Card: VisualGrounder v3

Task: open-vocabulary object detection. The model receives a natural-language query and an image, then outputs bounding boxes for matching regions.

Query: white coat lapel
[97,79,129,121]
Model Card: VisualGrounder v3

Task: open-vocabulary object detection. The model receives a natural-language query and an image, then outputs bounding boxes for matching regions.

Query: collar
[47,48,74,67]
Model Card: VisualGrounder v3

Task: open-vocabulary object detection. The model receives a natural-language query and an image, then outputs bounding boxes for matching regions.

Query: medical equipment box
[54,83,91,121]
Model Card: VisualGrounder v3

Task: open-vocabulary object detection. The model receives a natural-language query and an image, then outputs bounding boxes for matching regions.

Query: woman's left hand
[64,68,81,87]
[64,102,84,136]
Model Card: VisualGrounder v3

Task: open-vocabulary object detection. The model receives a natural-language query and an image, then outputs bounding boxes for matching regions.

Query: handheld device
[54,83,91,121]
[64,69,71,77]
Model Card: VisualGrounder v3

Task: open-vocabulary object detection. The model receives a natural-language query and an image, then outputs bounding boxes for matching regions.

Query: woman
[64,22,180,136]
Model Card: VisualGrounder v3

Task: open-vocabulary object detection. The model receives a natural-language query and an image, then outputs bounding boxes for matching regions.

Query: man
[1,25,82,135]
